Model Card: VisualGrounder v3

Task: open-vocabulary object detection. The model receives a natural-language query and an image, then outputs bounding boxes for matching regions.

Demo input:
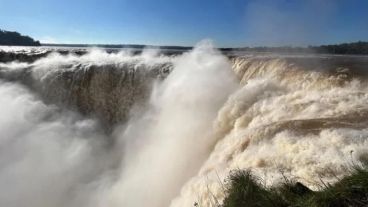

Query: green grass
[222,166,368,207]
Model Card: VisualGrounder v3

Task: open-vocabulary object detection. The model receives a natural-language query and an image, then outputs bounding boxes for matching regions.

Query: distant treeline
[46,41,368,55]
[42,43,193,51]
[224,41,368,55]
[310,41,368,55]
[1,28,367,55]
[0,30,40,46]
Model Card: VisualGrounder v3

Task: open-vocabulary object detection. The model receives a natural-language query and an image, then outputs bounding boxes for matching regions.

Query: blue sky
[0,0,367,47]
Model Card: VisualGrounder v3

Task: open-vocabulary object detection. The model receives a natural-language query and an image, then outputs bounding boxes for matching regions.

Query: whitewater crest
[0,48,173,129]
[171,55,368,206]
[0,44,368,207]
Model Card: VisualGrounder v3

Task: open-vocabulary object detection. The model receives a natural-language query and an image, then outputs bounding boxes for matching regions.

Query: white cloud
[39,36,58,44]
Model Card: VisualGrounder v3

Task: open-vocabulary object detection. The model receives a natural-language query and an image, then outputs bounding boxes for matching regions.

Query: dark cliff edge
[0,29,41,46]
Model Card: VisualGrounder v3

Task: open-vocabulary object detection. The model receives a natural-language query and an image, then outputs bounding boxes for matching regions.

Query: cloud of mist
[0,41,238,207]
[3,39,367,207]
[39,36,59,44]
[106,40,238,207]
[0,81,117,207]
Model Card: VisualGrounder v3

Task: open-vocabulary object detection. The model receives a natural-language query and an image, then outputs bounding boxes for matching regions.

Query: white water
[0,42,367,207]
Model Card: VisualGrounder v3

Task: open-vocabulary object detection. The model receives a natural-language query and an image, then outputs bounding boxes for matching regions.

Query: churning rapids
[1,42,368,207]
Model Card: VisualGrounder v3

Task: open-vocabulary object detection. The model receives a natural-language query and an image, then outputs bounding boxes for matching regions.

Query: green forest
[0,30,41,46]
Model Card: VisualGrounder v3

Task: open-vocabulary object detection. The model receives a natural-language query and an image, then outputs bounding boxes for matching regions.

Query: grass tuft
[221,166,368,207]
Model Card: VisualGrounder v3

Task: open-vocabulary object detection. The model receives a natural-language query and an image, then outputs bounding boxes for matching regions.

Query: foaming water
[171,57,368,207]
[105,41,237,207]
[0,42,367,207]
[0,81,115,207]
[0,48,173,127]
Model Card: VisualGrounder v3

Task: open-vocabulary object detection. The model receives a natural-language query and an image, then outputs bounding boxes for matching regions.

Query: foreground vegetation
[222,166,368,207]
